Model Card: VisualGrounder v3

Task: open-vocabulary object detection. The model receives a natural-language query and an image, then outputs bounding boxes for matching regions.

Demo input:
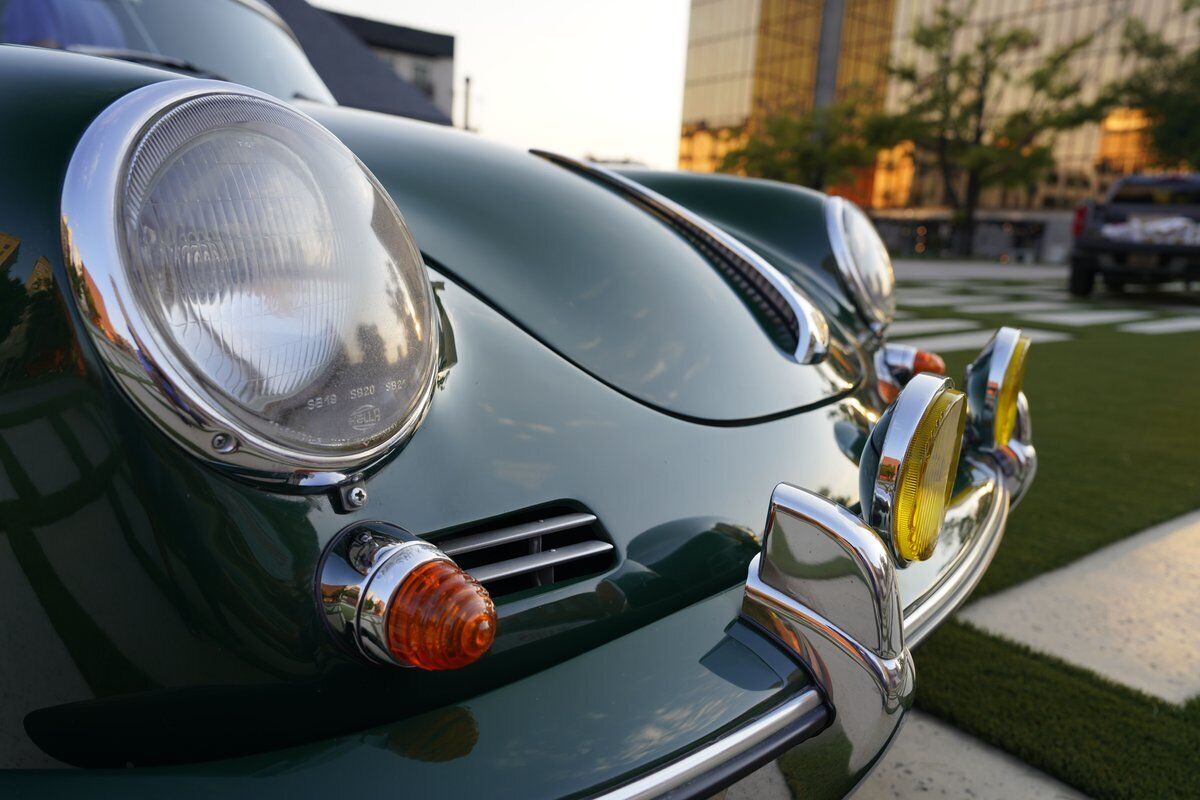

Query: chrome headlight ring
[61,79,439,487]
[963,327,1031,450]
[859,373,967,564]
[825,196,896,334]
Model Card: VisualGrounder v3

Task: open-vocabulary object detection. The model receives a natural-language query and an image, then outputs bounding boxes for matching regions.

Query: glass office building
[680,0,1193,211]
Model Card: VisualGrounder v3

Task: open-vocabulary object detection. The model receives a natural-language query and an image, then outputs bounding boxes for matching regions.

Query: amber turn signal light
[386,559,496,670]
[912,349,946,376]
[317,522,498,670]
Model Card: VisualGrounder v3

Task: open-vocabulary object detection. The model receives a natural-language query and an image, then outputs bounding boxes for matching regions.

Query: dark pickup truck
[1070,174,1200,296]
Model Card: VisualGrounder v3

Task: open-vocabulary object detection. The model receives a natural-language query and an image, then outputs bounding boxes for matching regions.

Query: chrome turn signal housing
[318,523,496,670]
[860,373,967,563]
[963,327,1031,449]
[874,343,947,402]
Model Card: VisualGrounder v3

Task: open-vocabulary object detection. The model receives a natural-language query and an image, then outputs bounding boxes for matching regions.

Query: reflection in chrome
[593,689,824,800]
[992,392,1037,507]
[530,150,831,365]
[861,373,960,564]
[59,79,438,487]
[873,342,918,400]
[901,463,1008,646]
[317,523,451,666]
[740,485,913,779]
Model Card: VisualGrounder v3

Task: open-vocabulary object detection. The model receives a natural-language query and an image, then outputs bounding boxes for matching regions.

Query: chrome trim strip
[438,513,598,556]
[592,688,825,800]
[60,79,438,486]
[530,150,830,365]
[468,540,614,584]
[825,196,893,334]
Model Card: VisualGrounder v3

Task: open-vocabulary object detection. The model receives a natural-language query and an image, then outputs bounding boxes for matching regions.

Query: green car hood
[305,105,861,422]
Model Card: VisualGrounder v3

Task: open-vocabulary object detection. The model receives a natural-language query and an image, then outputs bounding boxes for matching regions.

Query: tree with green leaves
[868,1,1105,255]
[1108,0,1200,168]
[719,99,874,192]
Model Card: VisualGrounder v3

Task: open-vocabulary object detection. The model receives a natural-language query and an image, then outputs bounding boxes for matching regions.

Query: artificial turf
[941,318,1200,597]
[916,621,1200,800]
[899,289,1200,799]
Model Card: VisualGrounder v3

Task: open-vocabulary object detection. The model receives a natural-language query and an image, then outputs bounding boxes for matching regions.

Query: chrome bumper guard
[739,485,915,790]
[729,393,1034,794]
[596,397,1034,799]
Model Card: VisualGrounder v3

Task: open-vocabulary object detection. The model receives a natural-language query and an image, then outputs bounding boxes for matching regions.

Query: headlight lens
[62,83,438,480]
[826,196,895,330]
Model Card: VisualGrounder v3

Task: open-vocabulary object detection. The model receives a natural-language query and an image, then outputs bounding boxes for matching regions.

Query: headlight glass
[63,83,438,480]
[122,94,435,456]
[827,197,896,330]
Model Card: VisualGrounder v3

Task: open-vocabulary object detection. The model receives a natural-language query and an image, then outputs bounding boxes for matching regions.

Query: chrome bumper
[594,396,1036,800]
[903,392,1034,646]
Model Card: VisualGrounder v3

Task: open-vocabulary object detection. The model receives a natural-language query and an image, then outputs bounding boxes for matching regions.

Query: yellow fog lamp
[963,327,1031,448]
[860,373,967,562]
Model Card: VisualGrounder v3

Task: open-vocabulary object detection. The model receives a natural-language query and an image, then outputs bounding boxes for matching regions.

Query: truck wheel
[1069,259,1096,297]
[1103,276,1126,294]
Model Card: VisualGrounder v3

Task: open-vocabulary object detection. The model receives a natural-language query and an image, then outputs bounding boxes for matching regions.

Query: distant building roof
[264,0,450,125]
[330,12,454,58]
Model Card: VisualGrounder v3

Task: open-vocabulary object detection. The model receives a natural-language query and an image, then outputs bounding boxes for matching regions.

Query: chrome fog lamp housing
[61,80,438,486]
[860,373,967,563]
[962,327,1031,450]
[825,196,896,333]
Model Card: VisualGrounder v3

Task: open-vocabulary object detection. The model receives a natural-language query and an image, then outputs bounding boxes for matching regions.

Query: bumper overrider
[595,329,1037,799]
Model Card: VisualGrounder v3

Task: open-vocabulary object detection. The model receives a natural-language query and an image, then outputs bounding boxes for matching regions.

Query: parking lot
[727,259,1200,800]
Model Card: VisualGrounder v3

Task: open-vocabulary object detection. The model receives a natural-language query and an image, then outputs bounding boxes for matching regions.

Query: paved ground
[723,713,1087,800]
[961,509,1200,704]
[888,259,1200,353]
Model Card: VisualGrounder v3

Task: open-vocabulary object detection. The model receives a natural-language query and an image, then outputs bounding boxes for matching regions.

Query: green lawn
[907,291,1200,799]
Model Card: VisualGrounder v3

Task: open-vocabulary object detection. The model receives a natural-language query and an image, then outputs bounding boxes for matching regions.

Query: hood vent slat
[433,509,614,598]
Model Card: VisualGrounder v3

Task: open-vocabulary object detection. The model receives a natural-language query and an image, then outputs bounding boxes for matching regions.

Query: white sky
[310,0,691,169]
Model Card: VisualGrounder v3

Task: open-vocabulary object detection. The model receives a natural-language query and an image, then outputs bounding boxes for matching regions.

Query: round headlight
[825,196,896,331]
[860,373,966,562]
[62,81,438,483]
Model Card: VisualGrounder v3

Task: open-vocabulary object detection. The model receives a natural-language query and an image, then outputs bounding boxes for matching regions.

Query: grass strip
[915,621,1200,800]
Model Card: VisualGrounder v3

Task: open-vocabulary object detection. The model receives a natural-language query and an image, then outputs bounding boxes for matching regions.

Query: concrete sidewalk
[721,712,1087,800]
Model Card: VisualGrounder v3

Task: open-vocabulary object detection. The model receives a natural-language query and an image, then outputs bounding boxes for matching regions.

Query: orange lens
[913,349,946,375]
[385,559,496,670]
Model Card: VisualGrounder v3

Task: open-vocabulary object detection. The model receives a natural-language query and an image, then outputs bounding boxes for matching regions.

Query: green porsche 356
[0,1,1035,797]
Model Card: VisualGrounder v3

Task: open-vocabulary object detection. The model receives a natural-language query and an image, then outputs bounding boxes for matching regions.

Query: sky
[311,0,691,169]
